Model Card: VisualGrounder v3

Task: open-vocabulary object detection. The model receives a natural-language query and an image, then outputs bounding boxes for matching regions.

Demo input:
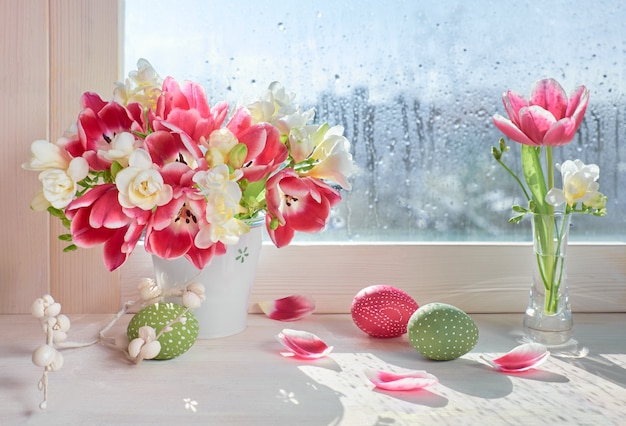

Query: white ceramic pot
[151,224,263,339]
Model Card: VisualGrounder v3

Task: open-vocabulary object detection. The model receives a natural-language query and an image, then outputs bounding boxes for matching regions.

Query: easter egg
[408,302,479,361]
[351,285,419,338]
[127,302,199,360]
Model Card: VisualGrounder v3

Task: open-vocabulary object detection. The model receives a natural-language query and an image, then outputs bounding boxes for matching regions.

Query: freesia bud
[228,143,248,169]
[585,192,607,210]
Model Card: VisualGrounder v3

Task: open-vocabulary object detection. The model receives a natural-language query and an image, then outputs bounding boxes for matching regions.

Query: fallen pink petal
[489,343,550,372]
[276,329,333,359]
[364,369,438,391]
[259,295,315,321]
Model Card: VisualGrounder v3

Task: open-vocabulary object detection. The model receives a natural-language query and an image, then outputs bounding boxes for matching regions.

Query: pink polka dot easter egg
[351,285,419,338]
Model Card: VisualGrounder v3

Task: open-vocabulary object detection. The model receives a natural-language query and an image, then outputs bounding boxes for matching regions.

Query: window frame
[13,0,621,315]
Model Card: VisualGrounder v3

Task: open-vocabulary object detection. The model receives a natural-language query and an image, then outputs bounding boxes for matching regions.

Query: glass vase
[151,221,263,339]
[523,212,573,346]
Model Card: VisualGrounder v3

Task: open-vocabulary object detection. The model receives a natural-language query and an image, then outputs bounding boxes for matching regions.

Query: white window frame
[12,0,621,315]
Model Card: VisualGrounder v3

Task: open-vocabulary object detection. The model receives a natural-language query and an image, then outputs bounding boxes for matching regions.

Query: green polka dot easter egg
[408,303,479,361]
[127,302,199,360]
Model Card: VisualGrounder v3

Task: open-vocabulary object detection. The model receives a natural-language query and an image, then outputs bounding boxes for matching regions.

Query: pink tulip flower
[226,108,289,182]
[493,78,589,146]
[265,169,341,247]
[66,184,149,271]
[153,77,229,159]
[144,161,226,269]
[64,92,141,171]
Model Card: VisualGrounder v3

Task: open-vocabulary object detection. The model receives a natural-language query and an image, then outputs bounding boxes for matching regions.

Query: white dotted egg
[408,302,479,361]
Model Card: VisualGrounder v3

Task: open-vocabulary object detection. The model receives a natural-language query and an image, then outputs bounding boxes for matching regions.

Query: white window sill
[2,312,626,424]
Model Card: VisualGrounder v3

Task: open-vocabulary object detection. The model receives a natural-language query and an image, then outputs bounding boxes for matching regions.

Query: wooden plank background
[1,0,120,314]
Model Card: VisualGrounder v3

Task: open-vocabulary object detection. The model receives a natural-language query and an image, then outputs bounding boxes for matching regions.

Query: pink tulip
[153,77,229,159]
[66,184,149,271]
[144,161,226,269]
[265,169,341,247]
[65,92,142,171]
[493,78,589,146]
[226,108,289,182]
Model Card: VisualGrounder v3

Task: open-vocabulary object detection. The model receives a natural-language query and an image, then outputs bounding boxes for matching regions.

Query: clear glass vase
[523,212,573,346]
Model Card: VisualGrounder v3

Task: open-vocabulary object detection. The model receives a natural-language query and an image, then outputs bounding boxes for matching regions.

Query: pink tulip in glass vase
[491,78,607,346]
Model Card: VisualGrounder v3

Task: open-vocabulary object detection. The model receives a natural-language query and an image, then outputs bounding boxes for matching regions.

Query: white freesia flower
[97,132,140,167]
[247,82,315,136]
[585,191,608,210]
[114,58,163,109]
[294,124,356,190]
[37,157,89,209]
[116,148,173,210]
[546,159,602,207]
[22,139,71,171]
[199,217,249,247]
[193,164,244,223]
[205,128,239,167]
[128,326,161,360]
[193,165,249,247]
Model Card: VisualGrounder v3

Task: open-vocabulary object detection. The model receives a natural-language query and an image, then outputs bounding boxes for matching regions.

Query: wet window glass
[124,0,626,242]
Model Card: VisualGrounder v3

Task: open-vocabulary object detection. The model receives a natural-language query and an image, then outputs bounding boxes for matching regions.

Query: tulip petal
[530,78,568,120]
[488,343,550,372]
[364,368,438,391]
[276,329,333,359]
[493,114,536,146]
[259,295,315,321]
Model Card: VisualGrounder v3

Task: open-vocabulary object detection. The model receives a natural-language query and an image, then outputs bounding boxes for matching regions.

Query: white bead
[32,344,55,367]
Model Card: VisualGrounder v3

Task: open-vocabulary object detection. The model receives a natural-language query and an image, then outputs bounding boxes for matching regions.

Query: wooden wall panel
[0,0,50,313]
[48,0,121,313]
[0,0,122,314]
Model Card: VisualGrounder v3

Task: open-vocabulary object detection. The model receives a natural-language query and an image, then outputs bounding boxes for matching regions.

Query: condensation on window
[124,0,626,242]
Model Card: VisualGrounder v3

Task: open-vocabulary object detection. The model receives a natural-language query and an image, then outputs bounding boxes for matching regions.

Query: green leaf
[110,160,123,180]
[511,205,528,213]
[242,177,267,203]
[520,145,549,214]
[63,244,78,252]
[58,234,73,241]
[47,206,65,219]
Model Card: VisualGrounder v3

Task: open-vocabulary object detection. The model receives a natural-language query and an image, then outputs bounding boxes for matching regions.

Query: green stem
[535,213,568,315]
[495,158,532,202]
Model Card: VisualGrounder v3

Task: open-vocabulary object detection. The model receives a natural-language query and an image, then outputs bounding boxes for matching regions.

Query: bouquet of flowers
[23,59,355,271]
[491,78,607,315]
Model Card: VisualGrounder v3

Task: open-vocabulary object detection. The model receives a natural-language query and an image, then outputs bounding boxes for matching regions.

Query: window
[120,1,625,314]
[124,0,625,243]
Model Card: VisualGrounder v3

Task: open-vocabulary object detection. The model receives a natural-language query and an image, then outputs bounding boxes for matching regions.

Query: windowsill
[121,243,626,315]
[2,312,626,424]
